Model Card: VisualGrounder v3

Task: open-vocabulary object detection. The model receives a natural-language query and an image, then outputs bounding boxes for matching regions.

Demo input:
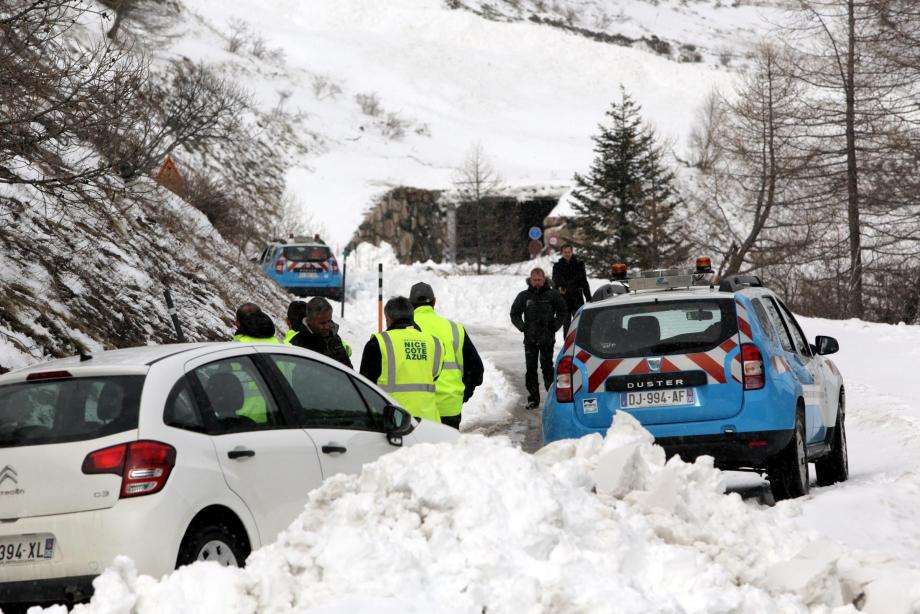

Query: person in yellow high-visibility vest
[230,302,278,423]
[409,282,484,430]
[359,296,444,423]
[232,303,280,344]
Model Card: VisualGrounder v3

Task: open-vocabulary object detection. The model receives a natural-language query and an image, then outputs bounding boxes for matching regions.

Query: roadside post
[163,288,185,343]
[341,262,347,318]
[378,263,383,333]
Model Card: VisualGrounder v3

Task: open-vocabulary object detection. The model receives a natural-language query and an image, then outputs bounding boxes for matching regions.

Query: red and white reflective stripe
[288,262,331,272]
[562,308,583,354]
[772,355,791,374]
[735,299,754,344]
[574,343,737,393]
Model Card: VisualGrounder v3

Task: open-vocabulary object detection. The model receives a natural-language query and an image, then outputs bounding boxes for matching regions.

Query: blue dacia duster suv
[543,268,848,501]
[258,239,343,301]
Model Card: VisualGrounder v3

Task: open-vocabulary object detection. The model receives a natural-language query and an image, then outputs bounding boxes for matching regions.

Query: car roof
[0,342,356,385]
[582,286,738,310]
[0,343,255,382]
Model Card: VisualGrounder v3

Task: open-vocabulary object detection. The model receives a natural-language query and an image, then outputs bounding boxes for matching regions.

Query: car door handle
[227,449,255,459]
[322,445,347,454]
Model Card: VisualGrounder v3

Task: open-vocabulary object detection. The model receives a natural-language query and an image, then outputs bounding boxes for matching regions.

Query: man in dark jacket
[551,244,592,335]
[289,297,352,368]
[510,268,567,409]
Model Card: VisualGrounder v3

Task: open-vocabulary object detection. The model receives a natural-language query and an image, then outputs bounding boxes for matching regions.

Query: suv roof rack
[718,275,763,292]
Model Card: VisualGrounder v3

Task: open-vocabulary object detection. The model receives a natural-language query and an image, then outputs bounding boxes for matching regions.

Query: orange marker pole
[377,262,383,333]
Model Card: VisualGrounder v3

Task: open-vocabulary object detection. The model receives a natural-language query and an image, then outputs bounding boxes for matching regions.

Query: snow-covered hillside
[153,0,782,247]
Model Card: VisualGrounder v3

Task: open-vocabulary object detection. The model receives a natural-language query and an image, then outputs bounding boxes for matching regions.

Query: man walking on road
[551,244,592,335]
[359,296,444,423]
[410,282,484,430]
[510,268,567,409]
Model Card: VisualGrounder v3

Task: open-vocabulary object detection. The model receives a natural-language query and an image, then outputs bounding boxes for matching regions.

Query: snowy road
[466,324,543,452]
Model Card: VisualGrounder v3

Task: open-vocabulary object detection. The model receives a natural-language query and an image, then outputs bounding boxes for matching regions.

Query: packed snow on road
[18,251,920,614]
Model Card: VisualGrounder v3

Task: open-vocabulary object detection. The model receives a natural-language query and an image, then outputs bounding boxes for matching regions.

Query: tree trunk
[106,0,127,39]
[844,0,864,318]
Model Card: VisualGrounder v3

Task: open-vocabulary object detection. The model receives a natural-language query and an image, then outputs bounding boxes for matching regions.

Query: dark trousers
[524,341,555,403]
[562,300,582,337]
[441,414,461,430]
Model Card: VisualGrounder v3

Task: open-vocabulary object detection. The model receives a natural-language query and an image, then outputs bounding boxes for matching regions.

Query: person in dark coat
[289,297,352,368]
[551,244,592,335]
[510,268,567,409]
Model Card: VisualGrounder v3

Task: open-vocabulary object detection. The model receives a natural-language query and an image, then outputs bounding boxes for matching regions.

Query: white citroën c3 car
[0,342,458,606]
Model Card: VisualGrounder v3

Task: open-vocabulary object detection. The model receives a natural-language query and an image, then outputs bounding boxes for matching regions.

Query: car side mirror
[383,404,415,447]
[815,335,839,356]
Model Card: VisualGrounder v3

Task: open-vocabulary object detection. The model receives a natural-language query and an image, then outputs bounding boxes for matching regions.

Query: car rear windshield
[0,375,144,448]
[576,299,739,359]
[283,245,331,262]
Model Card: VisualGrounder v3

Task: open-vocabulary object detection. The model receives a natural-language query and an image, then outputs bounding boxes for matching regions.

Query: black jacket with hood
[509,281,567,345]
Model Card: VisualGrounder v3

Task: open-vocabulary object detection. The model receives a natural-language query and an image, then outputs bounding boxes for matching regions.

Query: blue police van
[257,238,343,300]
[543,260,848,501]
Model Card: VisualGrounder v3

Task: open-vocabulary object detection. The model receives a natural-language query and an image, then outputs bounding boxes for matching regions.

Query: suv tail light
[275,256,286,275]
[740,343,765,390]
[330,258,339,274]
[82,440,176,498]
[556,356,576,403]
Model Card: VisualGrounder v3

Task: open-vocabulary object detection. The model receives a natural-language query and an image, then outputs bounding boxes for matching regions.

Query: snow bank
[39,414,920,614]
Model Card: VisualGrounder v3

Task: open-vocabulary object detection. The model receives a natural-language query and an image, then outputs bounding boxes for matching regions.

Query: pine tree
[569,88,687,275]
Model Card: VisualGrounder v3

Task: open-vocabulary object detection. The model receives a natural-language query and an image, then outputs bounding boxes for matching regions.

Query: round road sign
[528,226,543,241]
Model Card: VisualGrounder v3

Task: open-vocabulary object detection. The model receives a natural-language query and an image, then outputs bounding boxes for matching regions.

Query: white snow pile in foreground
[45,415,920,614]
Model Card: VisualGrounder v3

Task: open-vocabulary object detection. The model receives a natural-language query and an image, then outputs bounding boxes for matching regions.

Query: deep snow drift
[32,415,920,614]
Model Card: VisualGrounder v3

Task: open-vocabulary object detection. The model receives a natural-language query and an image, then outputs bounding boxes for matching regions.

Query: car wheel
[176,522,248,569]
[815,391,848,487]
[768,406,809,501]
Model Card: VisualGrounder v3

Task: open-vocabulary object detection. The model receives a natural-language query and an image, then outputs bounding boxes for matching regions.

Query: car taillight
[330,258,339,274]
[275,257,286,275]
[82,440,176,498]
[556,356,576,403]
[740,343,765,391]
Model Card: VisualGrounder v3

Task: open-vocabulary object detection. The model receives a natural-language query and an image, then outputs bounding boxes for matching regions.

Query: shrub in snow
[355,92,383,117]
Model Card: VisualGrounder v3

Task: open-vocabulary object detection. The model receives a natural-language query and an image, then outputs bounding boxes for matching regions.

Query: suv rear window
[283,245,331,262]
[0,376,144,448]
[576,299,739,359]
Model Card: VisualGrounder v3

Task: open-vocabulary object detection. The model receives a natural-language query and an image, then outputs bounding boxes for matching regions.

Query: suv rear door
[570,297,744,428]
[0,373,145,519]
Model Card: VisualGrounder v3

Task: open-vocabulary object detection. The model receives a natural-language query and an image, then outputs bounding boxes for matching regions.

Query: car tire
[815,391,848,487]
[768,405,809,501]
[176,522,249,569]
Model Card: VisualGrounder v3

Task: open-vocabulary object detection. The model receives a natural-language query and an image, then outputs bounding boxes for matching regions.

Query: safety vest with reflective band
[373,327,443,423]
[231,334,278,422]
[233,334,279,343]
[413,305,465,417]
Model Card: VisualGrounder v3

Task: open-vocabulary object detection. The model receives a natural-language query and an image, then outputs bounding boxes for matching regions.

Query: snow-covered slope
[152,0,781,247]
